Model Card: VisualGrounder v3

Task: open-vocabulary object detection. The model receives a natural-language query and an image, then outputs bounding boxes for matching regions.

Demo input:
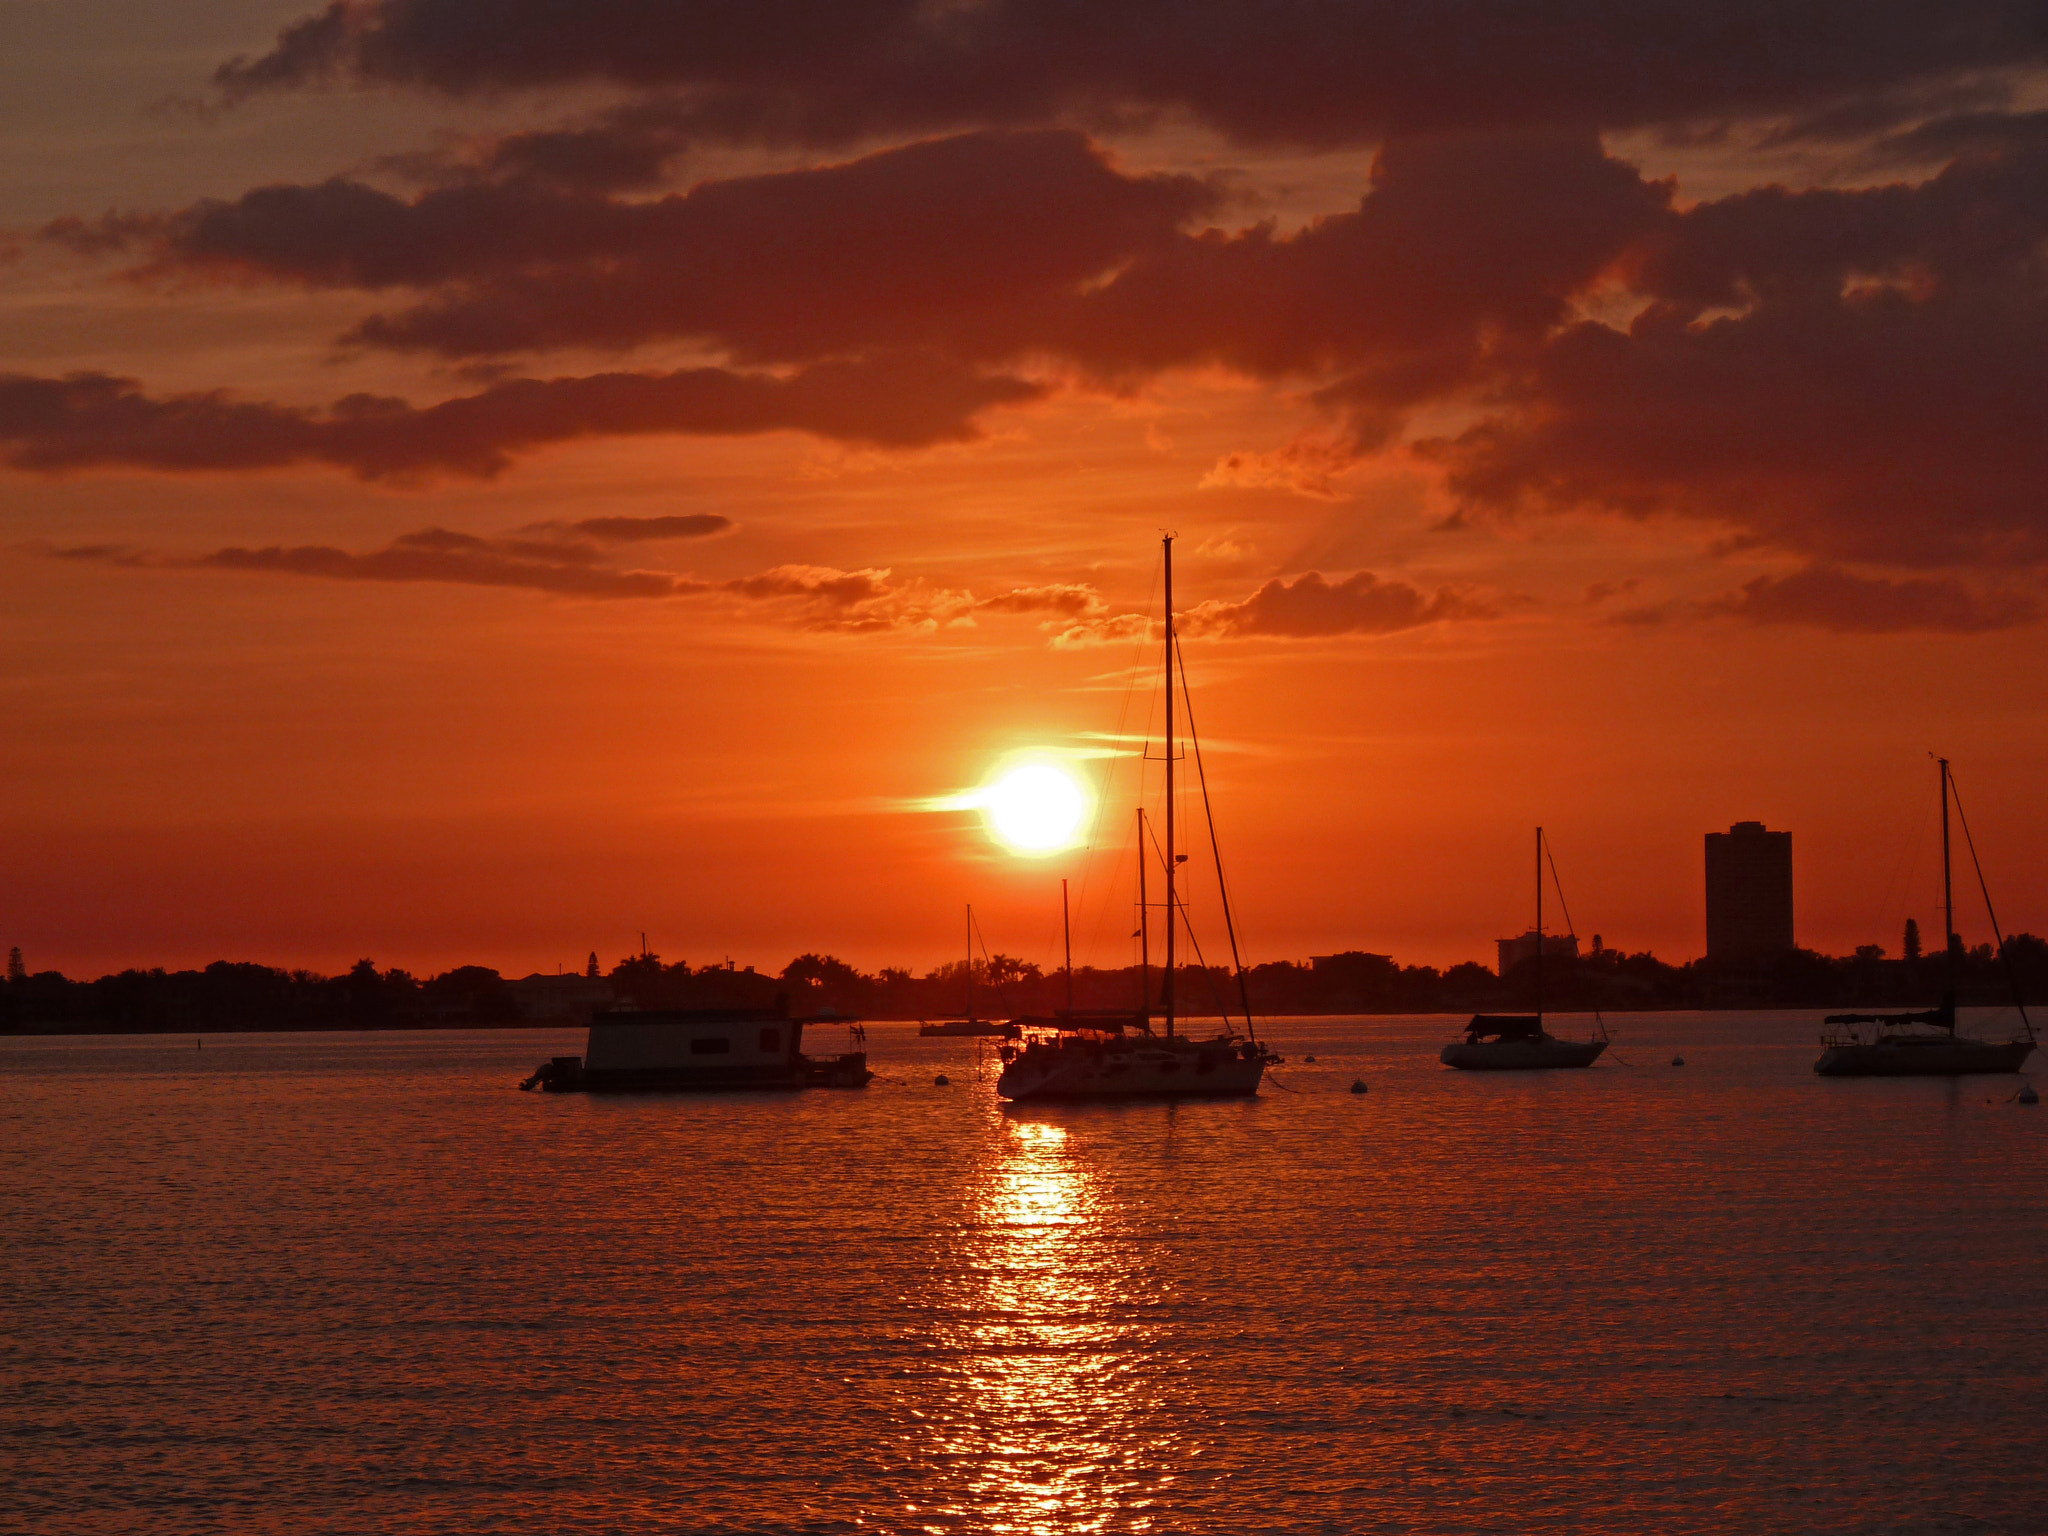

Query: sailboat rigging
[996,536,1281,1101]
[1814,756,2035,1076]
[1440,827,1609,1071]
[918,904,1017,1038]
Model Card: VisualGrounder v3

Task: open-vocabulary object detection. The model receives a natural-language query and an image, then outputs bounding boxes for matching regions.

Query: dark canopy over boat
[1462,1015,1545,1042]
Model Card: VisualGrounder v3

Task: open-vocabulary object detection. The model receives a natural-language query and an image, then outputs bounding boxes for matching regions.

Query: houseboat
[521,998,872,1092]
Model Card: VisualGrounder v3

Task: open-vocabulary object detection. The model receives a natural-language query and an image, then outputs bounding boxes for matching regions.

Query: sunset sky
[6,2,2048,979]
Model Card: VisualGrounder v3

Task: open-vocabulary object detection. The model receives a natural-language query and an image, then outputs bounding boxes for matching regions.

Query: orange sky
[5,4,2048,979]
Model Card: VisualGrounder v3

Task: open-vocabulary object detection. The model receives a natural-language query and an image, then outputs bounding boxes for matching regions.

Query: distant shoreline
[7,1001,2034,1039]
[8,942,2040,1036]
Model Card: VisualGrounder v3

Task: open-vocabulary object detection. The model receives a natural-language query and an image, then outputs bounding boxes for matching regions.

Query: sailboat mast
[1062,878,1073,1015]
[1137,807,1149,1017]
[1940,756,1955,1008]
[1535,827,1544,1020]
[965,903,974,1023]
[1162,534,1176,1038]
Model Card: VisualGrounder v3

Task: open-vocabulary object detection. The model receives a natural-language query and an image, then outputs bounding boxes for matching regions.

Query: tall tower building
[1704,821,1794,959]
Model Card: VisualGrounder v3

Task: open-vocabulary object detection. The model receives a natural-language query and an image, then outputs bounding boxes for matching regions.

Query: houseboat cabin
[521,999,871,1092]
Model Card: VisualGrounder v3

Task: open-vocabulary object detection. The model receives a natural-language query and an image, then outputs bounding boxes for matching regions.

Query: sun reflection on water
[912,1114,1173,1533]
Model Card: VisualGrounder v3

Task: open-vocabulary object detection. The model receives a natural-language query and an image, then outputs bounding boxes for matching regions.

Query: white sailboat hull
[1815,1035,2033,1076]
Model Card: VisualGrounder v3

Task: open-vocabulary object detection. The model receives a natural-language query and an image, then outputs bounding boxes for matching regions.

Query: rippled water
[6,1013,2045,1534]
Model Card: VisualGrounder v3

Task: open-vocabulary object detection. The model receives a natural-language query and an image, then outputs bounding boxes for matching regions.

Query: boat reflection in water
[915,1116,1171,1530]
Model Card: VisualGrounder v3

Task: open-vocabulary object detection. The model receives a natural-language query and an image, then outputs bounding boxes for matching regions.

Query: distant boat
[1441,828,1609,1071]
[918,903,1020,1037]
[1815,757,2035,1078]
[996,535,1280,1101]
[918,1019,1017,1038]
[520,999,872,1092]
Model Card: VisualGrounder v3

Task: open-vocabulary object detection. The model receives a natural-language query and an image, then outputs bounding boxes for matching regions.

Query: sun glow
[983,763,1088,854]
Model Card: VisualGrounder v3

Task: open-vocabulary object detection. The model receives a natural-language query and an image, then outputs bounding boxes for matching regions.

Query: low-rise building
[1496,931,1580,976]
[507,973,616,1024]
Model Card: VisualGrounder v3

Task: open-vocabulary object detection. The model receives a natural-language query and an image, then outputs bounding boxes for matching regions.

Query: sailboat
[1440,827,1609,1070]
[995,536,1281,1101]
[918,904,1018,1037]
[1815,757,2036,1077]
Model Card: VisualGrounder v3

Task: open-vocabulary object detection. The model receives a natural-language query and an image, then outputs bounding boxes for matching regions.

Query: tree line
[5,933,2044,1033]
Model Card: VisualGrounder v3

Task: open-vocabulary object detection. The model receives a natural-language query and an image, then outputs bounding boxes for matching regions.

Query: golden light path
[909,1117,1175,1533]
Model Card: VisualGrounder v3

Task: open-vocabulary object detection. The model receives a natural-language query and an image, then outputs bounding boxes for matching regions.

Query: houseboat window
[689,1037,731,1055]
[759,1029,781,1052]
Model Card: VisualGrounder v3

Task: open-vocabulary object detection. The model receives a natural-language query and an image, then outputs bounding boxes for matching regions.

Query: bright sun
[983,764,1087,854]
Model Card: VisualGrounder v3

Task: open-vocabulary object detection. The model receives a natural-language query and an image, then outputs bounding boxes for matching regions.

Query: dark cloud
[720,562,977,634]
[81,131,1212,366]
[1584,578,1642,604]
[1701,565,2037,631]
[1861,106,2048,169]
[717,565,984,633]
[1423,117,2048,566]
[53,534,967,628]
[83,127,1659,445]
[214,1,2048,146]
[55,529,704,599]
[1045,569,1495,647]
[1055,130,1668,415]
[562,513,730,542]
[471,106,697,192]
[36,35,2048,582]
[975,583,1108,619]
[1184,570,1496,638]
[104,176,643,289]
[1425,296,2048,566]
[44,534,1217,641]
[0,356,1042,480]
[726,564,894,607]
[1759,76,2016,149]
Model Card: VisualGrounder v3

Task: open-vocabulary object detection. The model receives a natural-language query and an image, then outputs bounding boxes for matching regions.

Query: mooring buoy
[1350,1079,1367,1095]
[934,1074,950,1087]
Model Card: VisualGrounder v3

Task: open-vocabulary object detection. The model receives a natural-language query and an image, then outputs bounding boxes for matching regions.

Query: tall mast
[1534,827,1544,1020]
[1162,534,1176,1038]
[1137,807,1150,1018]
[1062,877,1073,1015]
[965,903,973,1023]
[1940,756,1955,1015]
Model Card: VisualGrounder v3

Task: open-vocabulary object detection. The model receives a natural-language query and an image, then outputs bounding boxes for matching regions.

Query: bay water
[5,1013,2044,1534]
